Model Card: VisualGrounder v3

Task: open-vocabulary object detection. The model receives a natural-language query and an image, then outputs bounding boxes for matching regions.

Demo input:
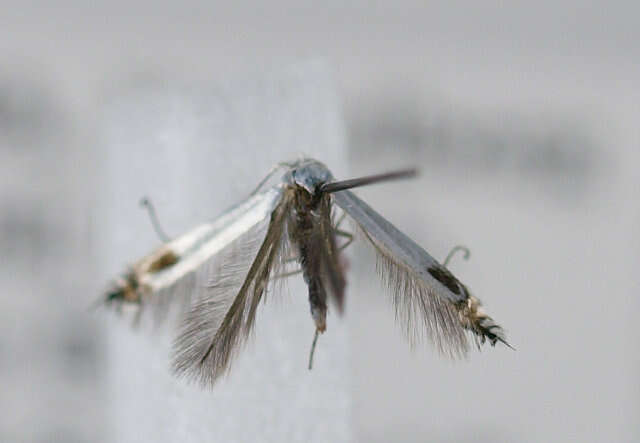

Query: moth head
[285,159,417,208]
[288,161,333,194]
[286,160,334,208]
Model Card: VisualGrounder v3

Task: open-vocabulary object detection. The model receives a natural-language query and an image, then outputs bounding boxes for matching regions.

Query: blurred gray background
[2,1,638,442]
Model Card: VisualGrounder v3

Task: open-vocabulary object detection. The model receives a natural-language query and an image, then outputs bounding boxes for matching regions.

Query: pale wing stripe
[142,188,282,291]
[164,223,216,256]
[133,224,215,273]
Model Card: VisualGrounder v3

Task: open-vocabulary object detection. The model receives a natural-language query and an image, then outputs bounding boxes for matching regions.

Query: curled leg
[140,196,170,242]
[443,245,470,268]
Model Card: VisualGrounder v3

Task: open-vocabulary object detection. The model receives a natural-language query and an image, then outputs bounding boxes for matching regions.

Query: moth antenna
[320,168,418,194]
[140,196,170,242]
[249,162,293,196]
[308,328,320,370]
[443,245,471,268]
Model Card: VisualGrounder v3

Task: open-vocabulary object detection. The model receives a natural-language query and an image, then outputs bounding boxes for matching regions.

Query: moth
[103,158,511,386]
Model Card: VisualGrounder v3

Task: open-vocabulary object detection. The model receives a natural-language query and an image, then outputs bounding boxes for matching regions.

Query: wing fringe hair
[361,227,468,357]
[171,196,292,386]
[359,226,509,357]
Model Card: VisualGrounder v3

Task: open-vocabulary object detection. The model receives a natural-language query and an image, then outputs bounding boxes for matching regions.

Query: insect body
[103,158,510,386]
[285,162,345,334]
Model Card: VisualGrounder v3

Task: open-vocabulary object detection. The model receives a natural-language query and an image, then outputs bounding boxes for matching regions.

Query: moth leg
[443,245,471,268]
[308,328,321,370]
[272,268,303,279]
[139,196,170,242]
[332,210,347,229]
[335,228,354,252]
[274,254,302,279]
[332,209,353,251]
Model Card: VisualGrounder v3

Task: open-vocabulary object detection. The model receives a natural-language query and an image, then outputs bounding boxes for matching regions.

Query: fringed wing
[332,190,509,357]
[102,189,285,325]
[171,191,292,386]
[99,223,218,324]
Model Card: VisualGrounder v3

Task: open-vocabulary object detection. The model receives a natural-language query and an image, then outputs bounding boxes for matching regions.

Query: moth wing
[171,189,292,386]
[332,190,508,356]
[100,221,231,322]
[131,188,285,322]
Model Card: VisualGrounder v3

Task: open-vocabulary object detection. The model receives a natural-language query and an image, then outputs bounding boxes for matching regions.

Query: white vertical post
[96,61,351,443]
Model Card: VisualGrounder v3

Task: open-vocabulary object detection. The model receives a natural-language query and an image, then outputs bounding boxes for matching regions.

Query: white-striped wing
[142,188,283,294]
[171,187,293,386]
[104,188,284,324]
[141,188,285,320]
